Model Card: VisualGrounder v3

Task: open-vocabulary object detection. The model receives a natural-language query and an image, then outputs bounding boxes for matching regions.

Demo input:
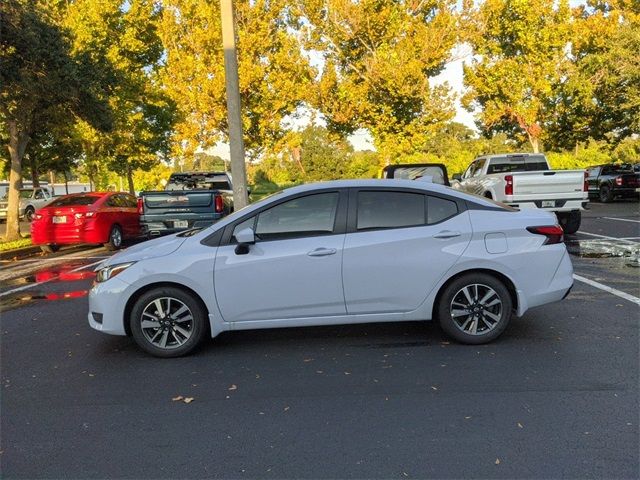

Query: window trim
[216,188,349,246]
[346,187,466,233]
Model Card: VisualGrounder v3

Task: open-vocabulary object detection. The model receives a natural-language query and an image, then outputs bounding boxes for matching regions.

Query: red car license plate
[53,215,67,224]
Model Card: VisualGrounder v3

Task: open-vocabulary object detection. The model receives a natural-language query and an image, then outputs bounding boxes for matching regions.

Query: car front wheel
[437,273,513,344]
[130,287,208,357]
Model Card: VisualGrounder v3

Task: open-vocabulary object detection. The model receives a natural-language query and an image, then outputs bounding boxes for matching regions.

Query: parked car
[0,187,55,222]
[31,192,140,253]
[380,163,450,186]
[585,164,640,202]
[452,153,588,234]
[89,179,574,357]
[138,171,234,238]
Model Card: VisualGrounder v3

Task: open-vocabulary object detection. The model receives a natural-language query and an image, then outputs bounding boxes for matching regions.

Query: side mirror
[234,227,255,255]
[452,173,462,181]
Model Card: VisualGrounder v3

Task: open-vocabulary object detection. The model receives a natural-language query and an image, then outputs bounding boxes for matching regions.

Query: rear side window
[357,191,426,230]
[49,195,100,207]
[427,196,458,224]
[255,192,339,239]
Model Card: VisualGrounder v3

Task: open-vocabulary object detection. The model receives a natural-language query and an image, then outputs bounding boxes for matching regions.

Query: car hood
[97,234,187,269]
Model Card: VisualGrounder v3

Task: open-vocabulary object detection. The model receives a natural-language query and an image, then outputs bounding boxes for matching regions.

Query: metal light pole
[220,0,249,209]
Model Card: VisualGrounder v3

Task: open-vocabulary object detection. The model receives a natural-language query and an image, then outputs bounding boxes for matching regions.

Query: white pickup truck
[0,187,55,222]
[452,153,588,234]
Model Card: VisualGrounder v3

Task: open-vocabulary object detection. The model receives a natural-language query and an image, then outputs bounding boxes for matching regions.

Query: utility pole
[220,0,249,209]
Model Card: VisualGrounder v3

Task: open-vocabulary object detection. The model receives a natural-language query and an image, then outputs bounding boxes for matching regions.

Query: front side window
[357,191,426,230]
[252,192,340,240]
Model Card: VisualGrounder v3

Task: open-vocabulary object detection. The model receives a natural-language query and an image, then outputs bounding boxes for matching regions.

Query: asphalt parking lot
[1,201,638,479]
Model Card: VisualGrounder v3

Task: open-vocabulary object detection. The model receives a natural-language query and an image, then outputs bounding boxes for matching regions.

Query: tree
[462,0,571,153]
[64,0,176,194]
[299,0,458,162]
[547,1,639,150]
[159,0,314,159]
[0,0,111,241]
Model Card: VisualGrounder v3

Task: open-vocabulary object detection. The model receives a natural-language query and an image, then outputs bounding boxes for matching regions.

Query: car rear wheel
[130,287,208,357]
[24,207,35,222]
[437,273,512,344]
[599,185,613,203]
[40,244,59,254]
[104,225,123,251]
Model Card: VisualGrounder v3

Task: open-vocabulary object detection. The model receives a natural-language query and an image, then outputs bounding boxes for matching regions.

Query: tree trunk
[63,171,69,195]
[126,162,135,194]
[5,120,29,241]
[29,155,40,187]
[48,170,56,195]
[527,134,540,153]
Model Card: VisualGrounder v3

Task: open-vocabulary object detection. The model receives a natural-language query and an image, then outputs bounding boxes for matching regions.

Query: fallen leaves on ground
[228,384,237,391]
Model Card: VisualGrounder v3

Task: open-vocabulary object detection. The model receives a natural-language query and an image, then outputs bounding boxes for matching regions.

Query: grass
[0,236,32,252]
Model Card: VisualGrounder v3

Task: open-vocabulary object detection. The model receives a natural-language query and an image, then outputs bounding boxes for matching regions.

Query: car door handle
[307,248,337,257]
[433,230,461,239]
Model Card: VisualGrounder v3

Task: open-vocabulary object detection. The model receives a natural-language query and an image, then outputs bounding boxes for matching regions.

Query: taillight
[214,195,223,213]
[527,225,564,245]
[615,176,623,186]
[137,197,144,215]
[505,175,513,196]
[74,212,95,219]
[583,171,588,192]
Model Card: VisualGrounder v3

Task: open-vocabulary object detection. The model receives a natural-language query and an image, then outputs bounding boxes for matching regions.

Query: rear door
[117,194,140,237]
[342,188,472,314]
[214,190,347,322]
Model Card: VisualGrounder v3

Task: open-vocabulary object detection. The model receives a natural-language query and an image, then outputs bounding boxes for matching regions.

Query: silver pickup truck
[0,187,55,222]
[452,153,589,234]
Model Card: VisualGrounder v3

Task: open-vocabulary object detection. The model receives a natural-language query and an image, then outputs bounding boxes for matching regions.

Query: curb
[0,245,42,261]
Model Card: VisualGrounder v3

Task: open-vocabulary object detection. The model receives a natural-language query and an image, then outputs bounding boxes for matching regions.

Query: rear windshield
[166,174,230,191]
[49,195,100,207]
[605,164,634,173]
[487,155,549,174]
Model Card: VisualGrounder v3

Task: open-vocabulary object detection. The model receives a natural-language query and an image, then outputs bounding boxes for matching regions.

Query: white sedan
[89,180,574,357]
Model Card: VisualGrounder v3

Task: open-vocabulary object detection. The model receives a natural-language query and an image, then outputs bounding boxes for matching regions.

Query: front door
[214,191,347,322]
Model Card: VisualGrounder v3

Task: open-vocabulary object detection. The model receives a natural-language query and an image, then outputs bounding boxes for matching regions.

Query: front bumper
[88,276,131,336]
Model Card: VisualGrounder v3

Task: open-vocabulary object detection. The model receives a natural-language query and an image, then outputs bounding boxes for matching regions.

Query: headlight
[95,262,136,283]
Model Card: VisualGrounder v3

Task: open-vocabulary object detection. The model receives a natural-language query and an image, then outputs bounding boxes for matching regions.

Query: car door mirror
[234,227,255,255]
[452,173,462,181]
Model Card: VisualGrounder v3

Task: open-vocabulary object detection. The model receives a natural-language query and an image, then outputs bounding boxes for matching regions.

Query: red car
[31,192,140,253]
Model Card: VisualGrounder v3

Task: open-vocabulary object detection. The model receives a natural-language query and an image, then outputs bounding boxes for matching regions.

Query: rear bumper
[506,198,587,212]
[141,215,223,237]
[525,249,574,310]
[31,222,106,245]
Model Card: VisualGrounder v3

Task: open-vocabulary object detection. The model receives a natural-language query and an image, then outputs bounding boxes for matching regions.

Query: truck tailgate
[511,170,585,200]
[141,191,217,223]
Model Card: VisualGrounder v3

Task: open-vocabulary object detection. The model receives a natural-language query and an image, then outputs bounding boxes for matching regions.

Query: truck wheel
[40,244,59,254]
[24,207,35,222]
[599,185,613,203]
[557,211,581,235]
[104,225,123,251]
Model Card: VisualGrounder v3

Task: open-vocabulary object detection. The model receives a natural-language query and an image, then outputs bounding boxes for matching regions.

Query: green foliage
[463,0,571,152]
[299,0,458,160]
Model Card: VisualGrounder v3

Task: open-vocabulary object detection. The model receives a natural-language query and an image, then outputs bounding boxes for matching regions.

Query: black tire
[104,224,123,251]
[437,273,513,345]
[557,210,581,235]
[24,207,35,222]
[599,185,613,203]
[40,244,60,254]
[130,287,208,357]
[484,192,493,199]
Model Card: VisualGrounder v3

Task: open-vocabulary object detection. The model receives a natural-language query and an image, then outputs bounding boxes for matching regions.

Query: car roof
[280,179,453,194]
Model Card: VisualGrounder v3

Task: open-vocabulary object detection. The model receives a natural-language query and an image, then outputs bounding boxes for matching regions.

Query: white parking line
[0,259,104,298]
[602,217,640,224]
[577,231,640,244]
[573,274,640,306]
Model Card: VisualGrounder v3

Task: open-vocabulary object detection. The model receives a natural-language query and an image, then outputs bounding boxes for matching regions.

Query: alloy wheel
[449,283,503,335]
[140,297,194,349]
[111,227,122,247]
